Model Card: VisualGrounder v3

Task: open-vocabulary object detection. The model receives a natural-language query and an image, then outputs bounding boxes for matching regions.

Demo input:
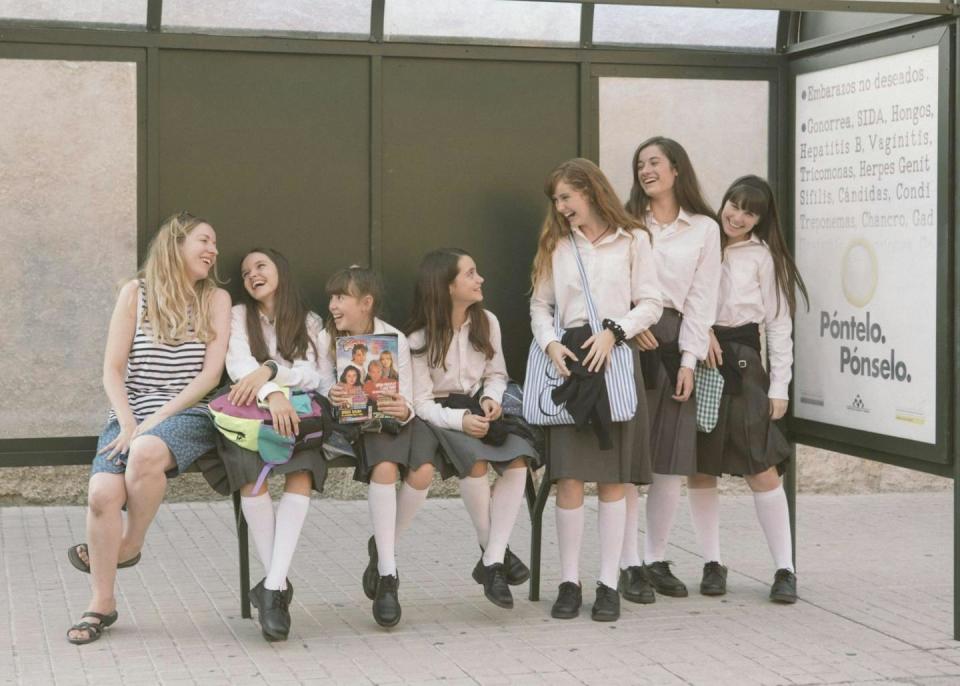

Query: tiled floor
[1,491,956,685]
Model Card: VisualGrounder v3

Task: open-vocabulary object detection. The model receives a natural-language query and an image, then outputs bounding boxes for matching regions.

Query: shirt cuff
[444,408,470,432]
[680,351,698,369]
[768,382,790,400]
[256,381,283,402]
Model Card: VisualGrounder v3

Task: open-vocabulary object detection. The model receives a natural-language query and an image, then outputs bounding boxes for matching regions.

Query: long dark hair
[240,248,317,363]
[532,158,648,288]
[720,175,809,317]
[323,265,384,359]
[626,136,716,222]
[406,248,494,370]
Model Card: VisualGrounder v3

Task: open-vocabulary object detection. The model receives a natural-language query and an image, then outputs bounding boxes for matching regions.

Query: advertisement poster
[793,45,938,444]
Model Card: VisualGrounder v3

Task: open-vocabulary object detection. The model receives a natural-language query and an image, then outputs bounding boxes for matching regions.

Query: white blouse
[530,227,663,352]
[717,234,793,400]
[316,317,415,422]
[225,304,324,401]
[409,309,509,431]
[646,208,722,369]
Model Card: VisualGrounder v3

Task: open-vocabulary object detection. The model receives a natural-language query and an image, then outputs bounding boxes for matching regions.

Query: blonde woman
[66,212,231,644]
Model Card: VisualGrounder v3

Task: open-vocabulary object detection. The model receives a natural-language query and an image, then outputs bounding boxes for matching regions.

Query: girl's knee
[284,470,313,495]
[126,437,173,477]
[88,479,125,515]
[405,463,434,490]
[597,482,625,502]
[468,461,488,478]
[745,468,781,493]
[371,462,399,484]
[555,479,584,508]
[506,457,527,471]
[688,473,718,489]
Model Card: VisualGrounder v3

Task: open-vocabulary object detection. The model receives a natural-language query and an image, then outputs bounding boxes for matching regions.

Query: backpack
[209,387,324,493]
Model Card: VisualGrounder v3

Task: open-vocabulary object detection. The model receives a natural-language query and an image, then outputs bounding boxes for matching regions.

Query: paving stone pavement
[0,491,956,685]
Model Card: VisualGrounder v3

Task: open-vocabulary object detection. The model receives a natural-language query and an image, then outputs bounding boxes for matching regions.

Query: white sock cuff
[753,485,785,502]
[279,492,311,505]
[369,482,395,496]
[241,491,273,504]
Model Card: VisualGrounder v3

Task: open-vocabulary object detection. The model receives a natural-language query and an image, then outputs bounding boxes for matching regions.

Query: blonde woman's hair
[531,158,648,288]
[139,211,221,344]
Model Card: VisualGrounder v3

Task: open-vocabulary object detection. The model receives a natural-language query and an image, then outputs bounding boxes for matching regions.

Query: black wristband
[263,360,279,381]
[602,318,627,346]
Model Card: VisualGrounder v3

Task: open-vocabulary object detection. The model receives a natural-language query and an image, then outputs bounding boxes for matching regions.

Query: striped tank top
[109,282,210,422]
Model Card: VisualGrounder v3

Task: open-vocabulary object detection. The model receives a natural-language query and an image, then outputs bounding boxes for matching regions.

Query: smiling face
[367,361,383,382]
[379,351,394,371]
[180,222,218,283]
[240,252,279,305]
[635,145,678,200]
[448,255,484,308]
[552,180,595,230]
[342,367,360,386]
[329,291,373,334]
[721,199,760,244]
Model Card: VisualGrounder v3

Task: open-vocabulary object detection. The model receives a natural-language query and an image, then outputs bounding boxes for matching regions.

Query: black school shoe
[643,561,689,597]
[471,557,514,609]
[591,582,621,622]
[249,579,291,642]
[373,573,402,627]
[550,581,582,619]
[362,536,378,600]
[503,547,530,585]
[618,566,656,604]
[700,561,728,596]
[770,568,797,604]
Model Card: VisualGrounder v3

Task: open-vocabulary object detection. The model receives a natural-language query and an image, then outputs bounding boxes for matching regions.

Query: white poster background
[794,45,938,444]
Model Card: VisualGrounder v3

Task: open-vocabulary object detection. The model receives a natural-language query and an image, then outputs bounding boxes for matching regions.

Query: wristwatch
[263,360,279,381]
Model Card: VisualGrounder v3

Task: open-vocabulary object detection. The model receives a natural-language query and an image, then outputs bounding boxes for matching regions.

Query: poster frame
[786,24,953,474]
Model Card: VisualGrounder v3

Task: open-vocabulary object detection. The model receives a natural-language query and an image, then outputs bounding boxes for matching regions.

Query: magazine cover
[334,333,400,423]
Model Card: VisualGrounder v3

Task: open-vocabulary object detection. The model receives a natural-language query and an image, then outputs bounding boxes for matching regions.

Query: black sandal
[66,610,118,645]
[67,543,141,574]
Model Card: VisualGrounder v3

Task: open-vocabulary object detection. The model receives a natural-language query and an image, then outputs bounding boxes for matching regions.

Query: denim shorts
[91,408,217,477]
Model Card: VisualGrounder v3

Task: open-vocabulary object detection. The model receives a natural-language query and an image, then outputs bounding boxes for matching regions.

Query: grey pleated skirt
[696,342,790,477]
[196,432,330,495]
[352,418,444,483]
[645,309,698,476]
[413,418,540,480]
[547,342,652,485]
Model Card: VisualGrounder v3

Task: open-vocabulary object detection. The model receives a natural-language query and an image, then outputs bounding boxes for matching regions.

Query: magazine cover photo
[335,333,400,423]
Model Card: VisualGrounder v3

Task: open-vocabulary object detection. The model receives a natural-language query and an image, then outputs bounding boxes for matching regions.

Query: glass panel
[0,58,138,438]
[594,5,779,50]
[385,0,580,45]
[163,0,370,37]
[599,77,769,208]
[0,0,147,26]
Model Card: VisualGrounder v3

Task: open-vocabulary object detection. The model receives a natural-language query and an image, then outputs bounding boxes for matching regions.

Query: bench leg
[528,466,552,602]
[232,491,251,619]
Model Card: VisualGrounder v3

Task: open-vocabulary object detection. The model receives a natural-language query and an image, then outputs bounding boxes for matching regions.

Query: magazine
[334,333,400,423]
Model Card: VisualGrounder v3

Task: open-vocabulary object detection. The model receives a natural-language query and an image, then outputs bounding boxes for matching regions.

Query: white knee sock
[241,492,275,576]
[368,482,397,576]
[459,474,491,549]
[688,487,721,564]
[483,468,526,565]
[598,498,626,589]
[395,481,429,542]
[644,473,683,563]
[265,492,310,591]
[620,485,642,569]
[753,485,794,572]
[556,505,584,584]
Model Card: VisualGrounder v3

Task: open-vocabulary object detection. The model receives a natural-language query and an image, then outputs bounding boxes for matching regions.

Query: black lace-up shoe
[699,561,728,596]
[503,547,530,585]
[550,581,582,619]
[770,568,797,604]
[472,557,514,609]
[591,582,621,622]
[362,536,378,600]
[249,579,291,641]
[643,561,689,597]
[373,573,401,627]
[618,566,656,604]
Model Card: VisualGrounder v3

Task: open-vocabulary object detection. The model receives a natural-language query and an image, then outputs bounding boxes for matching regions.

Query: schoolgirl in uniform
[67,212,231,644]
[198,248,324,641]
[690,175,807,602]
[531,158,662,621]
[319,266,437,628]
[407,248,538,610]
[622,136,722,600]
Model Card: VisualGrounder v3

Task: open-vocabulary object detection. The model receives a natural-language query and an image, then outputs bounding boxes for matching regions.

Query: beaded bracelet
[601,318,627,346]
